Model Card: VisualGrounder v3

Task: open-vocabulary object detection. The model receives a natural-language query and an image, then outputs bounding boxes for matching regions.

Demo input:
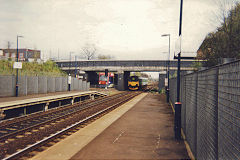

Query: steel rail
[0,92,122,129]
[0,93,107,127]
[2,92,140,160]
[0,93,127,141]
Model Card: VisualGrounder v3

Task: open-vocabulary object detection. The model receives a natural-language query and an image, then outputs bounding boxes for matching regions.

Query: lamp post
[68,52,74,91]
[174,0,183,140]
[75,55,77,78]
[15,35,23,97]
[69,52,74,75]
[161,34,170,103]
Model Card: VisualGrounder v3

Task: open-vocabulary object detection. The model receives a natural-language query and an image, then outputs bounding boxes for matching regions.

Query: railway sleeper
[1,92,140,160]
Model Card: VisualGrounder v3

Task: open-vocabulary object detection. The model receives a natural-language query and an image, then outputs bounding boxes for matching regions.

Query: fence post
[216,68,219,160]
[195,72,198,158]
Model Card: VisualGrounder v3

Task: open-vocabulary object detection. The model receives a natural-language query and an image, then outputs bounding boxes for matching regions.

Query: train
[98,72,114,87]
[128,76,148,91]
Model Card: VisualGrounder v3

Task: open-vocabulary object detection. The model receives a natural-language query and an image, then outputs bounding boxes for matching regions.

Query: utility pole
[75,55,77,77]
[174,0,183,140]
[69,52,74,75]
[58,48,59,61]
[15,35,23,97]
[161,34,171,103]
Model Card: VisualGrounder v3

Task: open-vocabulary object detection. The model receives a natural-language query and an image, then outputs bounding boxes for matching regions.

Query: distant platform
[0,91,107,120]
[0,91,106,111]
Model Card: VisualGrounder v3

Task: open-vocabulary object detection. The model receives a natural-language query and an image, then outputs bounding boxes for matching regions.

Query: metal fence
[169,60,240,160]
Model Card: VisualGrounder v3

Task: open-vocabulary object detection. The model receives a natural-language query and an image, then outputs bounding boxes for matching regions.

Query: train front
[128,76,139,91]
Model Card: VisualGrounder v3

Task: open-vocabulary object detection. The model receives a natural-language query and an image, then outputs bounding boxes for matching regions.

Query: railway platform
[0,91,107,120]
[31,93,190,160]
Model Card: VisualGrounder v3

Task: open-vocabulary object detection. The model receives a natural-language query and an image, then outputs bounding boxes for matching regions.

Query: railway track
[0,91,140,160]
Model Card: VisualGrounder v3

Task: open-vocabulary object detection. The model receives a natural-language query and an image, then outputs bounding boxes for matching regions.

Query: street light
[69,52,74,75]
[68,52,74,91]
[161,34,170,103]
[75,55,77,77]
[15,35,24,97]
[174,0,183,140]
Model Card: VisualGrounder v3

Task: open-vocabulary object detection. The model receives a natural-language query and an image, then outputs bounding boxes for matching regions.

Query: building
[0,48,41,61]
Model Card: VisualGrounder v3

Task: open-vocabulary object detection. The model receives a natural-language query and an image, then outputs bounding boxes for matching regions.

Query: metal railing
[169,60,240,160]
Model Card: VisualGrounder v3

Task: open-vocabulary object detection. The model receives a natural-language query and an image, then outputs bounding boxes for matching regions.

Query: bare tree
[211,0,237,25]
[97,54,115,60]
[198,1,240,66]
[214,0,239,57]
[81,43,96,60]
[7,41,11,49]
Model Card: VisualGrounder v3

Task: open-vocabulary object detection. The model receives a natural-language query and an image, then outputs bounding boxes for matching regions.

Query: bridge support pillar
[86,71,98,87]
[124,71,130,90]
[158,73,166,92]
[114,71,129,91]
[115,72,124,91]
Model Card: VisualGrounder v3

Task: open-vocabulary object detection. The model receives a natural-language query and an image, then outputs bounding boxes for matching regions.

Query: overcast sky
[0,0,238,61]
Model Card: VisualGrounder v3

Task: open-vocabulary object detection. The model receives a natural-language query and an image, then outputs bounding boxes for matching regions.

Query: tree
[7,41,11,49]
[81,43,96,60]
[197,2,240,67]
[141,73,149,78]
[97,54,115,60]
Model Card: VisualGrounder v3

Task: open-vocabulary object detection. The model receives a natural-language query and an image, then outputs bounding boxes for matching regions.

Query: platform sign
[13,62,22,69]
[68,76,71,84]
[165,78,168,87]
[175,35,181,55]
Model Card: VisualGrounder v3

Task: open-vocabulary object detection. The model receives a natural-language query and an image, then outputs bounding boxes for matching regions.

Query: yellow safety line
[169,101,175,114]
[169,100,195,160]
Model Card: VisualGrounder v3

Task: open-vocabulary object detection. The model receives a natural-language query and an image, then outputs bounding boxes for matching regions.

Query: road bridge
[56,60,198,91]
[56,60,196,72]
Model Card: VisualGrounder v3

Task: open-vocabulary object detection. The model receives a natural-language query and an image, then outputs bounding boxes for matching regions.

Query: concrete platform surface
[71,93,189,160]
[31,93,189,160]
[30,93,148,160]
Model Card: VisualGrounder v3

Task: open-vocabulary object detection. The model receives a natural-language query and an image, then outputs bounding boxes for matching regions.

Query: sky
[0,0,238,62]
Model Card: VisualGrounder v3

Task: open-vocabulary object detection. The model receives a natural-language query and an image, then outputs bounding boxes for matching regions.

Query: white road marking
[113,131,125,144]
[156,134,161,149]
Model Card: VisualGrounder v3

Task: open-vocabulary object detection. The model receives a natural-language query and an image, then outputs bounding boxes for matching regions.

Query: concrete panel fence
[55,77,63,92]
[73,78,79,91]
[70,78,74,91]
[82,81,86,91]
[27,76,38,95]
[78,79,82,91]
[0,75,89,97]
[0,75,15,97]
[47,77,55,93]
[87,82,90,91]
[62,77,68,92]
[19,76,27,96]
[38,76,47,94]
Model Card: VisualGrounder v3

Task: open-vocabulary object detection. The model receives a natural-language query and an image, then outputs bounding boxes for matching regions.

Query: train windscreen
[129,76,138,82]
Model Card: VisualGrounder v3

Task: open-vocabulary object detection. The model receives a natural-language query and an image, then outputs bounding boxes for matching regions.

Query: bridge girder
[56,60,198,72]
[61,66,195,72]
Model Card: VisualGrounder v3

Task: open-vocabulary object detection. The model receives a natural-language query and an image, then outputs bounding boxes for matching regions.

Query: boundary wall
[0,75,89,97]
